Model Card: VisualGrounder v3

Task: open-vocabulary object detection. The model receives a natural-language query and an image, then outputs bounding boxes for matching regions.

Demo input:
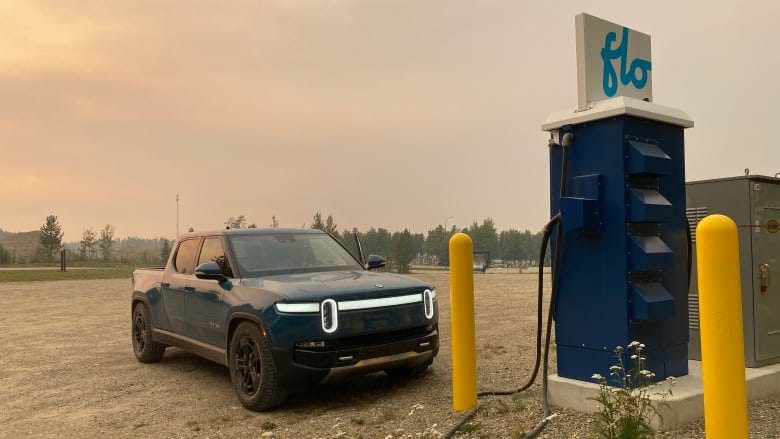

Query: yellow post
[449,232,477,410]
[696,214,748,439]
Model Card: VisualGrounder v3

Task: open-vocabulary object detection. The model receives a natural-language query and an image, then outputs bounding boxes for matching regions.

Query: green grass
[0,268,135,283]
[459,422,482,433]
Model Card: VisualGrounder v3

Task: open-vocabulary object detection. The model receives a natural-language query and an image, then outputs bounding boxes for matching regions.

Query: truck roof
[176,228,327,240]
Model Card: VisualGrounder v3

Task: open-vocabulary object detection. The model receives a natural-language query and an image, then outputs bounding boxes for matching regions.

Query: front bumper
[270,326,439,392]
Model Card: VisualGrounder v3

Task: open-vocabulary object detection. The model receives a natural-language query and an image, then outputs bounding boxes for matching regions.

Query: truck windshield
[229,233,362,276]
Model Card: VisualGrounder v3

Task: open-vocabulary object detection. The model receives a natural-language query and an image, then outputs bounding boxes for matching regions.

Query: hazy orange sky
[2,1,778,240]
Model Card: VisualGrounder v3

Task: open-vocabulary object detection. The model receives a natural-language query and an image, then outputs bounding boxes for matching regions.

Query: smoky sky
[1,0,777,239]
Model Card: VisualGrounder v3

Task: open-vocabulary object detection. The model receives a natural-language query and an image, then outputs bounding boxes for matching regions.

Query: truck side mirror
[195,261,228,283]
[365,254,386,270]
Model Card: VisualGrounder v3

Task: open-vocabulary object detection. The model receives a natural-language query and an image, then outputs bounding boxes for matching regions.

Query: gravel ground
[1,273,779,438]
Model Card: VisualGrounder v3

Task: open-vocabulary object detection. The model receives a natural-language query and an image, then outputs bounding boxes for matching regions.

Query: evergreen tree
[37,214,64,262]
[311,212,325,230]
[79,228,97,261]
[311,212,339,239]
[469,218,499,257]
[424,225,448,265]
[0,244,10,264]
[393,229,414,274]
[324,214,338,235]
[160,238,171,263]
[99,224,116,262]
[225,215,247,229]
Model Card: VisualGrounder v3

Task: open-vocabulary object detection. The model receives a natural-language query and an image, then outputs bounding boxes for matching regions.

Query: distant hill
[0,230,171,265]
[0,230,40,263]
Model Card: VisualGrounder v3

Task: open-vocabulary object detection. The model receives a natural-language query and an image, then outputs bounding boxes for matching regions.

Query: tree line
[0,215,172,265]
[226,212,551,274]
[0,213,551,271]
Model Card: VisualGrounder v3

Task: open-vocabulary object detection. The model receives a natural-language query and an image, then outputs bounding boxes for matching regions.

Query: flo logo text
[600,27,651,97]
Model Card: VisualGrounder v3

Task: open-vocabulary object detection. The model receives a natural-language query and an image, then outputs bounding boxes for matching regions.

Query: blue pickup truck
[131,228,438,410]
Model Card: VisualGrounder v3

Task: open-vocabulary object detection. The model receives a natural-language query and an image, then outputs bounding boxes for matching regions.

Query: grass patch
[206,415,232,426]
[495,393,525,415]
[0,268,135,283]
[379,407,396,422]
[350,418,366,425]
[261,421,277,430]
[511,393,525,411]
[185,420,201,432]
[459,422,482,433]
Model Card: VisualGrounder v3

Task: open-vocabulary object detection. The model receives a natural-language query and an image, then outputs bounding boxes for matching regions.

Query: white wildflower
[631,354,638,359]
[408,403,424,416]
[610,365,622,371]
[627,341,641,348]
[640,370,655,378]
[591,373,604,380]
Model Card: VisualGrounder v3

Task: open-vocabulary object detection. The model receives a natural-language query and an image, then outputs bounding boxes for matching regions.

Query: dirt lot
[2,273,779,438]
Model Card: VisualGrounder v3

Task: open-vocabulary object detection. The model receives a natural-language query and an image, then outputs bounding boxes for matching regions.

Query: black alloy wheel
[234,335,262,395]
[228,321,286,411]
[131,303,166,363]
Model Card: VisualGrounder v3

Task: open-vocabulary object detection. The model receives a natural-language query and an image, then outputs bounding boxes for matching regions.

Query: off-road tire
[228,321,286,411]
[132,303,166,363]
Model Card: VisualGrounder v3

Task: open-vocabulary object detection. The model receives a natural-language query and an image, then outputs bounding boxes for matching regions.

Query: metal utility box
[687,175,780,367]
[544,98,693,382]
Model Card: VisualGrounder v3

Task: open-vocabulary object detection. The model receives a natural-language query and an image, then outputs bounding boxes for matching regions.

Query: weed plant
[590,341,675,439]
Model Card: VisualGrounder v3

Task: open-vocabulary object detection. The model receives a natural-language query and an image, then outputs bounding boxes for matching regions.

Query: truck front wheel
[132,303,166,363]
[228,321,287,411]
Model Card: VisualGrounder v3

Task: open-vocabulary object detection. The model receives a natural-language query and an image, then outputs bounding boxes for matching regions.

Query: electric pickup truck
[131,228,438,411]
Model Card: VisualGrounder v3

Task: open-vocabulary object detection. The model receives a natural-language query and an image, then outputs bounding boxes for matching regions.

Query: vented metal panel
[685,206,708,242]
[688,293,699,329]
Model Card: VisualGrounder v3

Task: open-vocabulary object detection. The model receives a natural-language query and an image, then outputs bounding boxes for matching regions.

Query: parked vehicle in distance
[491,259,507,268]
[131,229,439,410]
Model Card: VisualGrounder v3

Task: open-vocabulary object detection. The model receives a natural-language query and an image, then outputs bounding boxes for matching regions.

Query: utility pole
[444,216,453,266]
[176,194,180,238]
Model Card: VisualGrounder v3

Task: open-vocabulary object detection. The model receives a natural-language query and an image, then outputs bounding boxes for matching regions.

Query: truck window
[173,239,200,274]
[198,237,233,277]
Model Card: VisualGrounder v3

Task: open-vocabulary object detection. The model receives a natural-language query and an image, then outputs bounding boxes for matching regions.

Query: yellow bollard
[696,214,748,439]
[449,232,477,411]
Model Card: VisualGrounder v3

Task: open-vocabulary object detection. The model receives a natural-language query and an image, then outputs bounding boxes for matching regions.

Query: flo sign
[576,13,652,111]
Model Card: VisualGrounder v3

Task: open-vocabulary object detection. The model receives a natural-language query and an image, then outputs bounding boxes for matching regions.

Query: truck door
[161,238,199,334]
[184,236,230,347]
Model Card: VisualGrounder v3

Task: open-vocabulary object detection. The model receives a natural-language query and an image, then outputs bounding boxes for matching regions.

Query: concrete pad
[548,360,780,431]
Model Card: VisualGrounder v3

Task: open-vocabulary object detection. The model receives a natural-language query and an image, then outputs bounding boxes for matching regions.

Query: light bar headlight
[275,302,319,313]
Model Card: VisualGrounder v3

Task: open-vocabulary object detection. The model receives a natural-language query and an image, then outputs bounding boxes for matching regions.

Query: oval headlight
[321,299,338,333]
[423,289,435,319]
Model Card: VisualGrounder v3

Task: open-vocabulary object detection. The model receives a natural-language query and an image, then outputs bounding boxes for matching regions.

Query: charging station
[542,14,693,383]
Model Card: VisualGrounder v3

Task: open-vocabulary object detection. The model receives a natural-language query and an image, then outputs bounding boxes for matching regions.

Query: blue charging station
[542,14,694,383]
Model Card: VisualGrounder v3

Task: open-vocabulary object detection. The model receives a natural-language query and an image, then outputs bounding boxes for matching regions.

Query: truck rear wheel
[228,321,286,411]
[132,303,166,363]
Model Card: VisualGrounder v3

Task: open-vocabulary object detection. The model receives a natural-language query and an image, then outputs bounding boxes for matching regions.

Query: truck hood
[238,270,432,302]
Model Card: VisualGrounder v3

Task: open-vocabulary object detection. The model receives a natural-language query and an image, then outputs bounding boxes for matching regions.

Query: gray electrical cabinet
[687,175,780,367]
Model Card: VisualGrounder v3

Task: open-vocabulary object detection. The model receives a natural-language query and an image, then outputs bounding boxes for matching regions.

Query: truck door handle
[161,282,170,288]
[184,286,196,292]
